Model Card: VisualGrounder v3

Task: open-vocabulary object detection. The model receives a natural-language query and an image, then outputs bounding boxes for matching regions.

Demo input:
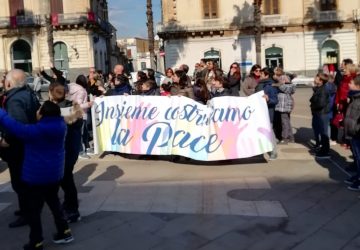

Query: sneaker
[9,216,27,228]
[78,152,90,159]
[345,163,357,173]
[23,242,43,250]
[315,152,330,159]
[269,153,277,161]
[66,211,81,223]
[277,140,288,145]
[347,182,360,191]
[330,140,337,146]
[53,229,74,244]
[86,148,95,155]
[344,175,359,185]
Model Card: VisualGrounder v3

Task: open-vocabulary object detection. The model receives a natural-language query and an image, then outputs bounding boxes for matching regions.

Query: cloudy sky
[108,0,161,38]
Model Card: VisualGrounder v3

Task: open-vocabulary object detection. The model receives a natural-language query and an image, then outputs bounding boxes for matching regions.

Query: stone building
[117,37,163,73]
[158,0,360,76]
[0,0,117,80]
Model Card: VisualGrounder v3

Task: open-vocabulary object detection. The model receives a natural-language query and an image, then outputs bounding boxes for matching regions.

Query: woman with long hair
[193,78,210,104]
[170,69,195,99]
[227,62,241,96]
[242,64,261,96]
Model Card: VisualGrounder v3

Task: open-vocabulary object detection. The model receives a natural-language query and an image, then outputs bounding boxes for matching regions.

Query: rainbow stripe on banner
[92,91,273,161]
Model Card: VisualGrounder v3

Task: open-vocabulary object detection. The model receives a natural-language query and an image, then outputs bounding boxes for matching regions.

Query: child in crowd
[160,82,171,96]
[343,75,360,191]
[274,67,296,144]
[140,80,158,96]
[0,101,73,250]
[255,67,279,160]
[210,75,233,98]
[310,73,331,158]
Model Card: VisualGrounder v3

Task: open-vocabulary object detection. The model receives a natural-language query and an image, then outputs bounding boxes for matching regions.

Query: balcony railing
[0,15,41,28]
[52,12,88,26]
[354,9,360,22]
[314,10,343,22]
[51,12,112,34]
[262,14,289,27]
[157,18,237,33]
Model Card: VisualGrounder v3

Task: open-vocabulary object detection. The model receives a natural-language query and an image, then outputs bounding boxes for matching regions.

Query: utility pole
[254,0,262,65]
[146,0,156,69]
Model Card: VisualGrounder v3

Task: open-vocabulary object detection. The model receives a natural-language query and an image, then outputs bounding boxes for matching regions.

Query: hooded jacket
[0,109,67,184]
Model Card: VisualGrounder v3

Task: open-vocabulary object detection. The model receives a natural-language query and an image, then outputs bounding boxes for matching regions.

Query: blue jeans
[350,138,360,177]
[312,113,329,153]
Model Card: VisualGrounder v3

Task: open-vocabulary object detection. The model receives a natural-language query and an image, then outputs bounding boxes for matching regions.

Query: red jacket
[335,74,356,111]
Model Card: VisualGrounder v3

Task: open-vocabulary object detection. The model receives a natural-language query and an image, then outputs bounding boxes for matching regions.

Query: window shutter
[51,0,63,14]
[9,0,24,16]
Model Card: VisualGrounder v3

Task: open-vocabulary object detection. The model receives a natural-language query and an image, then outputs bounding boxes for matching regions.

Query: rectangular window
[141,62,147,70]
[51,0,63,14]
[264,0,279,15]
[320,0,337,11]
[9,0,24,16]
[203,0,217,19]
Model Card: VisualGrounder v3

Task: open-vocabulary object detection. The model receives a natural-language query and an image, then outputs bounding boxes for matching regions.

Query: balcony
[51,12,88,26]
[262,14,289,27]
[314,10,343,23]
[0,15,41,29]
[157,18,235,34]
[51,12,112,34]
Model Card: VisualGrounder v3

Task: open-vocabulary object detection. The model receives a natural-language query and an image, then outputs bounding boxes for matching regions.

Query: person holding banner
[105,74,132,96]
[243,64,261,96]
[170,70,195,99]
[210,75,237,98]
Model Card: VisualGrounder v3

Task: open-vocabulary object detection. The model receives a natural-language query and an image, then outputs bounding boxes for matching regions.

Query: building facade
[0,0,117,81]
[158,0,360,76]
[117,37,163,73]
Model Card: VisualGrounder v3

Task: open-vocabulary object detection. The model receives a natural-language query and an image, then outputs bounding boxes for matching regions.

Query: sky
[108,0,162,39]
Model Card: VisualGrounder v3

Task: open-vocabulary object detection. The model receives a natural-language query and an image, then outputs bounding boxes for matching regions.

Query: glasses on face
[254,69,261,72]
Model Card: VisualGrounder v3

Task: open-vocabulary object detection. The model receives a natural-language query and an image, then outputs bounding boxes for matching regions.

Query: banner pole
[90,94,99,155]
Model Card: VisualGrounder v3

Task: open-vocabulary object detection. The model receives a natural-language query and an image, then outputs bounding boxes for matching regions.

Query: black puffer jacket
[345,91,360,138]
[310,85,330,115]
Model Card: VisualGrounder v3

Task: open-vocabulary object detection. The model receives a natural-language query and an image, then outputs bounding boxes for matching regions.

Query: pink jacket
[67,83,88,119]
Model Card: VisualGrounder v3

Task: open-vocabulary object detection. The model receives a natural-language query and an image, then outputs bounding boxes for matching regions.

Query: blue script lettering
[111,119,133,145]
[142,122,222,154]
[95,101,159,126]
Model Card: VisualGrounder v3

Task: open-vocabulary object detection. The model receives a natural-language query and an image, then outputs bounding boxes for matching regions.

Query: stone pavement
[1,88,360,250]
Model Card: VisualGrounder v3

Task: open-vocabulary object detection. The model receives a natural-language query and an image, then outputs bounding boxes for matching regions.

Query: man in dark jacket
[0,69,40,228]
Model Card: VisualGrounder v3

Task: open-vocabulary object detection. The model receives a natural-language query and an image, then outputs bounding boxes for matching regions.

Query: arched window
[12,39,32,73]
[54,42,69,71]
[204,48,222,69]
[265,47,283,68]
[321,39,339,67]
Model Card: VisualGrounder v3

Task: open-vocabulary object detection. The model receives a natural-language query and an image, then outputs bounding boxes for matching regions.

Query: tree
[46,15,54,65]
[253,0,262,65]
[146,0,156,69]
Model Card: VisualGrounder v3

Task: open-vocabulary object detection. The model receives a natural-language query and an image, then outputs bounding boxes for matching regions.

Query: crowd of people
[1,57,360,249]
